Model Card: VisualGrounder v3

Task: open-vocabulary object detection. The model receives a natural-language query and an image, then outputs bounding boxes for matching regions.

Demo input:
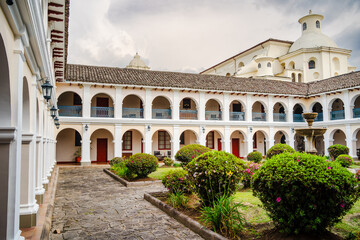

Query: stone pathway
[50,167,203,240]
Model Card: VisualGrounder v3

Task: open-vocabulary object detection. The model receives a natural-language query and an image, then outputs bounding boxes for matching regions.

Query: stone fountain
[295,113,327,155]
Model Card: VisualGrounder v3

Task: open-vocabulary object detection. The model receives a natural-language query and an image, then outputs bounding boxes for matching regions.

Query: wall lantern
[6,0,13,5]
[249,127,253,133]
[54,117,59,125]
[85,124,89,131]
[41,79,53,102]
[55,122,60,129]
[201,127,205,134]
[50,106,58,118]
[291,127,295,134]
[147,125,151,132]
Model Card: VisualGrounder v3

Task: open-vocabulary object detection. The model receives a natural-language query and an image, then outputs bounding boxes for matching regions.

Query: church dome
[126,53,150,70]
[289,11,338,52]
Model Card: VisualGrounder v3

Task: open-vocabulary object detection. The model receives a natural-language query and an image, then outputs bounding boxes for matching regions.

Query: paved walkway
[50,167,203,240]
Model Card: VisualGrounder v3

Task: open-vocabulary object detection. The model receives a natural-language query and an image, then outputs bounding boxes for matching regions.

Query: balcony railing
[180,110,197,120]
[293,114,305,122]
[330,110,345,120]
[122,108,144,118]
[230,112,245,121]
[353,108,360,118]
[91,107,114,118]
[205,111,222,120]
[252,112,266,121]
[314,112,323,121]
[152,109,172,119]
[58,105,82,117]
[273,113,286,122]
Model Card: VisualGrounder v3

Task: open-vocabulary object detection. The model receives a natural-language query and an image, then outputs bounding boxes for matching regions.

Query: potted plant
[74,147,81,163]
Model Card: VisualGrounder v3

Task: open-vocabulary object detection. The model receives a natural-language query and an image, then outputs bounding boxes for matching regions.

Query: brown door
[96,97,109,107]
[97,138,107,162]
[218,138,222,151]
[96,98,109,117]
[232,138,240,158]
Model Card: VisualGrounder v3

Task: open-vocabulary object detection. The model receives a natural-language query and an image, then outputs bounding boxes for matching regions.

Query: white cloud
[68,0,360,72]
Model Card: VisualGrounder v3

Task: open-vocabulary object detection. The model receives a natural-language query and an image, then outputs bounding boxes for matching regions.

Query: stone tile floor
[50,167,203,240]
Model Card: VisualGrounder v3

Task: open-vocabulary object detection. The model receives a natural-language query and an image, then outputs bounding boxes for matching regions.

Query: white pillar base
[81,161,91,166]
[19,203,39,228]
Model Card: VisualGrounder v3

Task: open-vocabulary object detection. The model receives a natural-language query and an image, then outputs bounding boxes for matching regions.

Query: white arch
[328,98,344,110]
[56,127,82,139]
[22,77,30,132]
[0,34,11,126]
[152,129,173,140]
[252,100,268,111]
[229,99,247,111]
[350,94,360,107]
[179,129,199,141]
[152,95,173,106]
[58,91,83,102]
[273,101,288,113]
[329,128,346,140]
[122,93,144,105]
[91,92,115,104]
[122,129,144,139]
[230,129,247,139]
[179,96,199,109]
[205,129,224,139]
[205,98,223,109]
[309,101,323,112]
[90,128,114,139]
[274,130,289,141]
[254,129,269,140]
[293,102,306,113]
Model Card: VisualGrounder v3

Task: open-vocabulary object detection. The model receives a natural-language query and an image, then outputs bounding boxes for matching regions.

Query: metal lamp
[41,79,53,102]
[50,106,58,118]
[54,116,59,125]
[55,122,60,129]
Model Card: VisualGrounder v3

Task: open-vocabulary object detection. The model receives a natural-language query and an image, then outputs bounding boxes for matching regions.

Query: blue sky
[68,0,360,73]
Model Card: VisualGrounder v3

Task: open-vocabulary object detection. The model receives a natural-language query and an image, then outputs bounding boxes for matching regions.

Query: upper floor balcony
[330,110,345,120]
[58,105,82,117]
[353,108,360,118]
[205,111,222,120]
[180,110,198,120]
[230,112,245,121]
[293,114,305,122]
[180,98,197,120]
[122,108,144,118]
[152,109,172,119]
[252,112,266,121]
[91,107,114,118]
[273,113,286,122]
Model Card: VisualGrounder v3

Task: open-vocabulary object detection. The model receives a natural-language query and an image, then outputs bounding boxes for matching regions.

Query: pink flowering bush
[175,144,212,166]
[356,170,360,182]
[125,153,158,178]
[252,152,359,234]
[162,169,192,193]
[242,161,261,188]
[335,154,354,168]
[185,151,246,206]
[328,144,349,160]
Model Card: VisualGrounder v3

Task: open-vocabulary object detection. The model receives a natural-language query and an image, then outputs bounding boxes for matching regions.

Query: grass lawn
[232,188,360,238]
[148,167,182,180]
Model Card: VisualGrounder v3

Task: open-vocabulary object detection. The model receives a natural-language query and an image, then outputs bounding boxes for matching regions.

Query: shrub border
[103,168,161,187]
[144,191,228,240]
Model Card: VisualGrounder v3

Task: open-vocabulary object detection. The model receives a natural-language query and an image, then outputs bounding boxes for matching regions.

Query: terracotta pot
[76,157,81,163]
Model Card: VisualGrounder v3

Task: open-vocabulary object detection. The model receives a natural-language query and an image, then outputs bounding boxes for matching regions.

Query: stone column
[199,125,206,146]
[268,96,273,122]
[199,92,205,121]
[83,85,91,118]
[288,97,294,122]
[224,126,231,153]
[321,94,328,121]
[35,136,44,204]
[344,90,351,120]
[246,94,252,122]
[114,124,122,157]
[268,127,275,148]
[172,125,180,159]
[173,90,180,120]
[114,87,122,119]
[144,125,152,154]
[81,123,91,166]
[145,88,152,120]
[288,128,295,149]
[324,130,330,156]
[20,133,38,228]
[42,138,49,190]
[223,93,230,122]
[345,124,353,157]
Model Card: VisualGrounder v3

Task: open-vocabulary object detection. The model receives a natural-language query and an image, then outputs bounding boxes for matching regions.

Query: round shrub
[335,154,354,168]
[175,144,212,166]
[109,157,123,166]
[162,169,192,194]
[266,143,295,160]
[163,157,174,166]
[252,152,359,234]
[247,151,262,163]
[328,144,349,160]
[185,151,246,206]
[126,153,158,178]
[242,162,261,188]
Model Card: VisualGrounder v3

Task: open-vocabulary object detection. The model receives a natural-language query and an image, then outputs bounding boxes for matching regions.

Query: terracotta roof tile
[65,64,360,96]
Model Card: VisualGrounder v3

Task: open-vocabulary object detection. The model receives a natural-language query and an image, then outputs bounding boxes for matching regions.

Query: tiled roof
[65,64,360,96]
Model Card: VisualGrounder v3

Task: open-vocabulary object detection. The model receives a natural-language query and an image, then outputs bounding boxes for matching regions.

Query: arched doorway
[56,128,82,162]
[152,96,172,119]
[273,102,286,122]
[252,101,266,121]
[91,93,114,118]
[58,91,82,117]
[330,99,344,120]
[122,129,143,158]
[293,104,304,122]
[152,130,172,159]
[205,99,222,120]
[206,130,222,150]
[90,129,114,162]
[122,94,143,119]
[274,131,287,144]
[180,130,198,148]
[230,130,246,158]
[331,129,346,146]
[253,131,267,156]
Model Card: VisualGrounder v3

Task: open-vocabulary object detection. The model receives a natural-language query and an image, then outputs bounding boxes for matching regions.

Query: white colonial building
[0,0,68,238]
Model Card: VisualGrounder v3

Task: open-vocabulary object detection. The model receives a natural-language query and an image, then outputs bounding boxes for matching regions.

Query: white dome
[289,31,338,52]
[126,53,150,70]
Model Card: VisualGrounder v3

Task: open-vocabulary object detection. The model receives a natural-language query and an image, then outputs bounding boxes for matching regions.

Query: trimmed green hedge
[266,143,295,160]
[175,144,212,166]
[126,153,158,178]
[247,151,262,163]
[328,144,349,160]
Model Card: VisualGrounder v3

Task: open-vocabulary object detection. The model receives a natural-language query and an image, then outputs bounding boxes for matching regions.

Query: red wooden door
[218,139,222,151]
[232,138,240,158]
[97,138,108,162]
